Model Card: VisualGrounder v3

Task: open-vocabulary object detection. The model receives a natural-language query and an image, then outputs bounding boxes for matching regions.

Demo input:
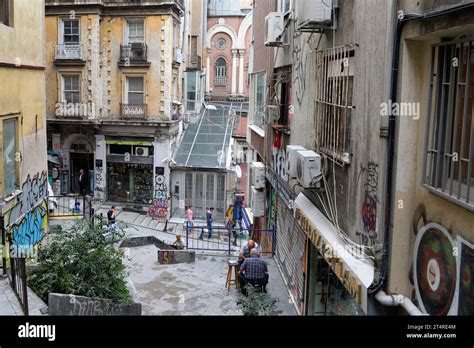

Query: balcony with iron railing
[187,54,202,71]
[54,43,85,66]
[120,103,148,120]
[119,43,150,68]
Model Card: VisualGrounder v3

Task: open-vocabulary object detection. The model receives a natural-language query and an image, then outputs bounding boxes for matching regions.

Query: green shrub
[28,220,131,304]
[237,284,278,316]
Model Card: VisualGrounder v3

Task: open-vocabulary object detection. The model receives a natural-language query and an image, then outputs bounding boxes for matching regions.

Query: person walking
[186,205,194,228]
[107,206,117,232]
[206,207,215,239]
[78,169,87,196]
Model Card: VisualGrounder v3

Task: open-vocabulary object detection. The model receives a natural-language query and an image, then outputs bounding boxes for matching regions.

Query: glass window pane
[128,77,143,92]
[3,119,17,195]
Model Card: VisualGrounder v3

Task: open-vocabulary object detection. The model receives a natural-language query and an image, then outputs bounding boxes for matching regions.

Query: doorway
[70,152,94,194]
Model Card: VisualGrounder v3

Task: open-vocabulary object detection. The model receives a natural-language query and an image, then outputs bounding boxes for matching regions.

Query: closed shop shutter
[275,194,307,315]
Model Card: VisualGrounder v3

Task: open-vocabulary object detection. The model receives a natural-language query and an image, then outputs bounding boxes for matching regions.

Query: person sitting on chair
[238,239,259,267]
[238,248,268,295]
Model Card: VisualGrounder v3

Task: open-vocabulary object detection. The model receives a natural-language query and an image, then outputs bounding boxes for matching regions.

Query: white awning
[295,193,374,289]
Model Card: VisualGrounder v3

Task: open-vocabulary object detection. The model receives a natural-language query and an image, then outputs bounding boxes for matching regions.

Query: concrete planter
[157,249,195,264]
[119,235,195,265]
[48,293,141,316]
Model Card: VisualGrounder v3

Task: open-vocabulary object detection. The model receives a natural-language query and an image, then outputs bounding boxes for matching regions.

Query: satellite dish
[235,165,242,179]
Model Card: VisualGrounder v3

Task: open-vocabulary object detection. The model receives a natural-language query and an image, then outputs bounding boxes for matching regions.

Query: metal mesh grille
[275,196,307,315]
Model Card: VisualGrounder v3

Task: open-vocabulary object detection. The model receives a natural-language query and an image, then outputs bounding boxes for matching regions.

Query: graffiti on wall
[9,201,48,247]
[149,173,168,220]
[5,172,47,228]
[292,19,309,106]
[272,141,288,182]
[357,162,378,245]
[5,172,48,248]
[411,204,473,315]
[458,238,474,315]
[94,167,105,202]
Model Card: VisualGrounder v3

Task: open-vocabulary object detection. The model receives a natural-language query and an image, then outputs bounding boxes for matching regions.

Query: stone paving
[46,204,298,316]
[0,276,47,316]
[124,244,297,315]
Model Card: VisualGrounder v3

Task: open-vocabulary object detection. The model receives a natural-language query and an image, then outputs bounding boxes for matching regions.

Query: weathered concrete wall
[271,0,397,248]
[387,3,474,315]
[0,0,48,248]
[48,293,142,316]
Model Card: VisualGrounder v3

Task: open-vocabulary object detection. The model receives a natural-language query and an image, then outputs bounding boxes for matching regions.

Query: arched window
[215,58,227,86]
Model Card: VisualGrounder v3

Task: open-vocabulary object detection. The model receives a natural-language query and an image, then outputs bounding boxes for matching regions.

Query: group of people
[185,205,216,240]
[238,239,269,295]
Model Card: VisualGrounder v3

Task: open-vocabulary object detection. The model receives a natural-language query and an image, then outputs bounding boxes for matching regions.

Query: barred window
[422,39,474,211]
[315,45,355,166]
[215,58,227,86]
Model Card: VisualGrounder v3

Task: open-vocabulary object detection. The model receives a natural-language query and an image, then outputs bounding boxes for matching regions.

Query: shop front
[294,193,374,315]
[105,138,155,205]
[107,162,153,204]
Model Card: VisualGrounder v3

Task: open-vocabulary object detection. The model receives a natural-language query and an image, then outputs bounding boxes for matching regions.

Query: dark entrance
[70,152,94,194]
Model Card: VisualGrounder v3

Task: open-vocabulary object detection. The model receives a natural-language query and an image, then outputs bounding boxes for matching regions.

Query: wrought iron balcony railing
[55,43,84,61]
[119,43,149,66]
[120,103,148,119]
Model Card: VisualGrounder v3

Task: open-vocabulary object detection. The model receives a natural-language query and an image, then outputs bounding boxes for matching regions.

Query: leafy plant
[237,284,278,316]
[28,220,131,304]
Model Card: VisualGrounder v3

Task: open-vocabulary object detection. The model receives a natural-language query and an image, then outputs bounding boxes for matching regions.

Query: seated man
[172,233,184,250]
[238,239,260,267]
[238,249,268,295]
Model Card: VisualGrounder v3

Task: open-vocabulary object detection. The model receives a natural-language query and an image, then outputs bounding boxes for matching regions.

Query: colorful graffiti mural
[457,238,473,315]
[150,173,168,220]
[5,172,47,227]
[9,201,48,247]
[5,172,48,248]
[356,162,379,246]
[411,205,473,315]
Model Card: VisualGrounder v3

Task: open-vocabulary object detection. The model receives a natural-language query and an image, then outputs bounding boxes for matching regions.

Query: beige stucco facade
[0,0,48,248]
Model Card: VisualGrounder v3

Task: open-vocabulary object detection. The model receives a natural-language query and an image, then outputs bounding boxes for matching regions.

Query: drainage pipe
[374,290,424,316]
[371,1,474,313]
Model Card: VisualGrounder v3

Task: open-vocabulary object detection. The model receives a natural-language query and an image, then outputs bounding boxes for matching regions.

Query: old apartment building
[0,0,48,277]
[247,0,474,316]
[45,0,184,217]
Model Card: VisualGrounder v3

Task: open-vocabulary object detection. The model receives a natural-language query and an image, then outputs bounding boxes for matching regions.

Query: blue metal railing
[184,223,275,256]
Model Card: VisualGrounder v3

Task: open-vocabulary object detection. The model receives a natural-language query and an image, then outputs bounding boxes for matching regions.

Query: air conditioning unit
[296,150,322,188]
[264,12,285,47]
[135,147,149,157]
[251,162,265,189]
[266,105,280,125]
[286,145,306,179]
[251,186,265,217]
[296,0,334,31]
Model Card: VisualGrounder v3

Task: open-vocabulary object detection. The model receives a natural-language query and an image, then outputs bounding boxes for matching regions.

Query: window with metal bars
[315,45,355,166]
[422,38,474,211]
[215,58,227,86]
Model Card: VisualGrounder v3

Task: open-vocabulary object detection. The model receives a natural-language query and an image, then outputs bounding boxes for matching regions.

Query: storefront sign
[295,201,369,309]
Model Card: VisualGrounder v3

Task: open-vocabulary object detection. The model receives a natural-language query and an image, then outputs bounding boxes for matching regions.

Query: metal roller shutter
[275,194,307,315]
